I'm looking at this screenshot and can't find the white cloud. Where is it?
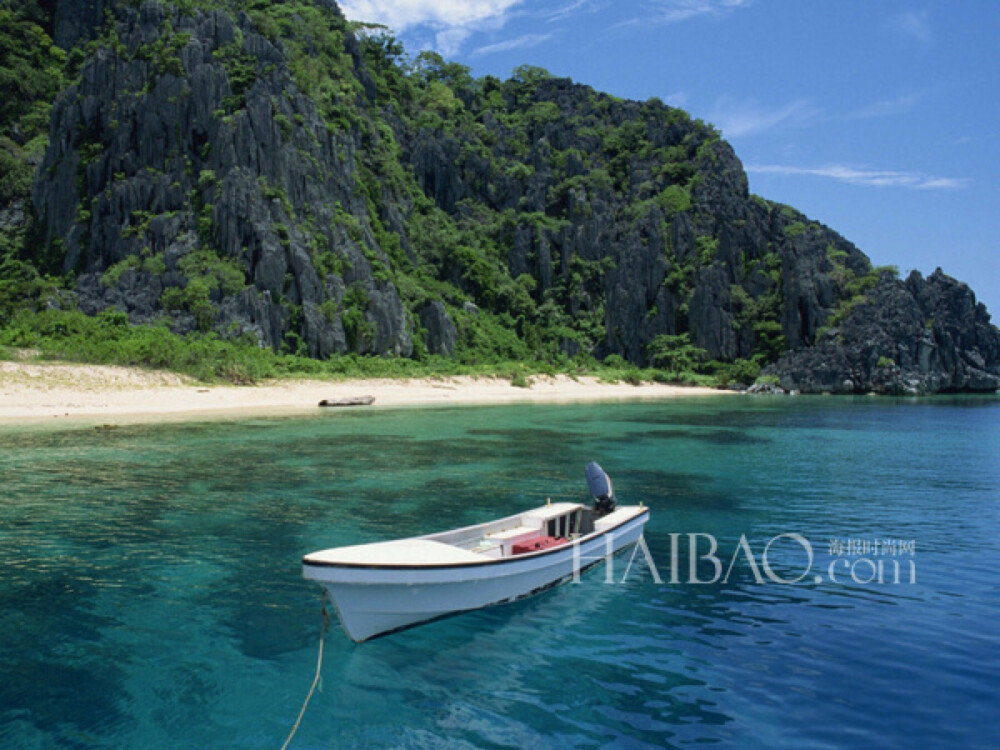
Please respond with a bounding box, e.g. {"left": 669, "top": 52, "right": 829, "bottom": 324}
{"left": 711, "top": 97, "right": 817, "bottom": 137}
{"left": 665, "top": 91, "right": 689, "bottom": 108}
{"left": 434, "top": 27, "right": 473, "bottom": 57}
{"left": 612, "top": 0, "right": 751, "bottom": 30}
{"left": 747, "top": 163, "right": 968, "bottom": 191}
{"left": 338, "top": 0, "right": 525, "bottom": 33}
{"left": 339, "top": 0, "right": 530, "bottom": 56}
{"left": 892, "top": 9, "right": 931, "bottom": 44}
{"left": 645, "top": 0, "right": 752, "bottom": 24}
{"left": 848, "top": 92, "right": 922, "bottom": 120}
{"left": 544, "top": 0, "right": 606, "bottom": 22}
{"left": 472, "top": 33, "right": 552, "bottom": 56}
{"left": 340, "top": 0, "right": 748, "bottom": 58}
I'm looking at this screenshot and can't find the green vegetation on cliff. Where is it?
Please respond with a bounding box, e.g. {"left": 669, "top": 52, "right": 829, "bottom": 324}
{"left": 0, "top": 0, "right": 68, "bottom": 319}
{"left": 1, "top": 0, "right": 998, "bottom": 393}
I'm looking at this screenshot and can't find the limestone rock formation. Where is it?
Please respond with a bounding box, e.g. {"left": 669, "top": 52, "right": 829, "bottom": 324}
{"left": 4, "top": 0, "right": 995, "bottom": 393}
{"left": 770, "top": 269, "right": 1000, "bottom": 394}
{"left": 35, "top": 1, "right": 411, "bottom": 356}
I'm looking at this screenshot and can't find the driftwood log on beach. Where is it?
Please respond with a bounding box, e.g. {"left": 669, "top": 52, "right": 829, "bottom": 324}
{"left": 318, "top": 396, "right": 376, "bottom": 407}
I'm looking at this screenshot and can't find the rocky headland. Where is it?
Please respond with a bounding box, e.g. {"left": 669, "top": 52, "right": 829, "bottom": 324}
{"left": 2, "top": 0, "right": 997, "bottom": 394}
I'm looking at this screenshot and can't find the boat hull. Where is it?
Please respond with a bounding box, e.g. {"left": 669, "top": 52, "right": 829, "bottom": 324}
{"left": 304, "top": 509, "right": 648, "bottom": 642}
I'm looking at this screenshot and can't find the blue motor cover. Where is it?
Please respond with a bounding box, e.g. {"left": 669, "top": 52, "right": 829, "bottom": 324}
{"left": 585, "top": 461, "right": 614, "bottom": 502}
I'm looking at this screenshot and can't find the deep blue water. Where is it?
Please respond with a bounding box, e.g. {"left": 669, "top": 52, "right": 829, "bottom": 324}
{"left": 1, "top": 396, "right": 998, "bottom": 748}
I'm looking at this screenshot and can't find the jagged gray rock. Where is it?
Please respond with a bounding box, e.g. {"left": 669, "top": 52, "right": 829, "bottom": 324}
{"left": 53, "top": 0, "right": 110, "bottom": 50}
{"left": 768, "top": 269, "right": 1000, "bottom": 394}
{"left": 419, "top": 301, "right": 457, "bottom": 356}
{"left": 35, "top": 0, "right": 411, "bottom": 358}
{"left": 19, "top": 1, "right": 998, "bottom": 394}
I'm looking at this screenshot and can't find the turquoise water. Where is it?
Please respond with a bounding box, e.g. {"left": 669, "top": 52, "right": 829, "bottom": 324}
{"left": 2, "top": 396, "right": 999, "bottom": 748}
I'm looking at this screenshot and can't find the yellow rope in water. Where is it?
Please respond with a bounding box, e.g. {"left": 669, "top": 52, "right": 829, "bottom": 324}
{"left": 280, "top": 595, "right": 330, "bottom": 750}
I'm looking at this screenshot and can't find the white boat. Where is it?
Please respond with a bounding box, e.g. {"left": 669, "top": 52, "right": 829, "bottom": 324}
{"left": 302, "top": 463, "right": 649, "bottom": 642}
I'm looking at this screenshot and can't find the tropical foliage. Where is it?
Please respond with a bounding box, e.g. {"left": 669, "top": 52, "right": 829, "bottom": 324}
{"left": 0, "top": 0, "right": 879, "bottom": 387}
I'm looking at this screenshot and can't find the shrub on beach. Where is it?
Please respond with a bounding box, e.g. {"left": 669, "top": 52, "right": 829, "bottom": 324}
{"left": 0, "top": 308, "right": 735, "bottom": 387}
{"left": 0, "top": 309, "right": 278, "bottom": 383}
{"left": 0, "top": 308, "right": 660, "bottom": 386}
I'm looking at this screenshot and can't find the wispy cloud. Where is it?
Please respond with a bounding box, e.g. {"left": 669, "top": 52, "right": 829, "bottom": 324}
{"left": 340, "top": 0, "right": 748, "bottom": 58}
{"left": 339, "top": 0, "right": 529, "bottom": 56}
{"left": 890, "top": 9, "right": 931, "bottom": 44}
{"left": 339, "top": 0, "right": 524, "bottom": 31}
{"left": 646, "top": 0, "right": 752, "bottom": 24}
{"left": 711, "top": 97, "right": 818, "bottom": 138}
{"left": 433, "top": 27, "right": 473, "bottom": 57}
{"left": 848, "top": 92, "right": 922, "bottom": 120}
{"left": 543, "top": 0, "right": 606, "bottom": 22}
{"left": 613, "top": 0, "right": 752, "bottom": 29}
{"left": 665, "top": 91, "right": 689, "bottom": 108}
{"left": 747, "top": 163, "right": 968, "bottom": 191}
{"left": 472, "top": 33, "right": 552, "bottom": 56}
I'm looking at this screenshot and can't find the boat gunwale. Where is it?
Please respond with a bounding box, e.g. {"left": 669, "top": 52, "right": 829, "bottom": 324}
{"left": 302, "top": 506, "right": 649, "bottom": 571}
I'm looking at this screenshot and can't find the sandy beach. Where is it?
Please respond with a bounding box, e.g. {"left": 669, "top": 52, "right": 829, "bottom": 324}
{"left": 0, "top": 359, "right": 725, "bottom": 424}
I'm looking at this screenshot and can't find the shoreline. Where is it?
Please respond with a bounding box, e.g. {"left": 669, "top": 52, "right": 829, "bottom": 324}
{"left": 0, "top": 360, "right": 727, "bottom": 426}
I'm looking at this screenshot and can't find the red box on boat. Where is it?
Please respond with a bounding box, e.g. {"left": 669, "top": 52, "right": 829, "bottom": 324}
{"left": 512, "top": 536, "right": 565, "bottom": 555}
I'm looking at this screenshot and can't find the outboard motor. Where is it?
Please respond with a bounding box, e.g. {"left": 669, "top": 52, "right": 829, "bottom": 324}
{"left": 585, "top": 461, "right": 616, "bottom": 517}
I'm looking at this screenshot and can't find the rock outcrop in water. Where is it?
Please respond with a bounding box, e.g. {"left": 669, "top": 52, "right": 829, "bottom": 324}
{"left": 3, "top": 0, "right": 998, "bottom": 393}
{"left": 769, "top": 269, "right": 1000, "bottom": 394}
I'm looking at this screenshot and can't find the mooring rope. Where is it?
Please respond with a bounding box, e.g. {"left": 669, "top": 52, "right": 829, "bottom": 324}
{"left": 280, "top": 594, "right": 330, "bottom": 750}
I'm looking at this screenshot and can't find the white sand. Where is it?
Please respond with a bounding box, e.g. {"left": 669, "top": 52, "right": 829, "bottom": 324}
{"left": 0, "top": 359, "right": 726, "bottom": 424}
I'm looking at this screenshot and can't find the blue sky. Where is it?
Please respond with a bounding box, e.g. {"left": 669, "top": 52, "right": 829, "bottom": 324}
{"left": 338, "top": 1, "right": 1000, "bottom": 318}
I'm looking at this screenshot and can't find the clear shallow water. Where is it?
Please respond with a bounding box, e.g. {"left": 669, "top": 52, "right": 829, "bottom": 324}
{"left": 1, "top": 396, "right": 998, "bottom": 748}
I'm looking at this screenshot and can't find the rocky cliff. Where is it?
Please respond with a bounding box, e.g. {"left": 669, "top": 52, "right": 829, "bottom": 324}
{"left": 769, "top": 269, "right": 1000, "bottom": 394}
{"left": 5, "top": 0, "right": 999, "bottom": 393}
{"left": 35, "top": 0, "right": 412, "bottom": 358}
